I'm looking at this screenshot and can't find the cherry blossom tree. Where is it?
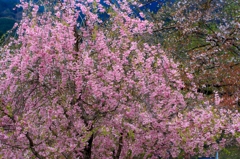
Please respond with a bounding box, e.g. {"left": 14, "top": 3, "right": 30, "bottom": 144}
{"left": 0, "top": 0, "right": 240, "bottom": 158}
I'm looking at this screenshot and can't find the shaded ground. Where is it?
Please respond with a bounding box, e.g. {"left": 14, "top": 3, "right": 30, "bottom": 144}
{"left": 220, "top": 146, "right": 240, "bottom": 159}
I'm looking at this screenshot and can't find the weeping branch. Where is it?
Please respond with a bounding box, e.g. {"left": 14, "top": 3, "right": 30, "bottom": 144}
{"left": 26, "top": 132, "right": 44, "bottom": 159}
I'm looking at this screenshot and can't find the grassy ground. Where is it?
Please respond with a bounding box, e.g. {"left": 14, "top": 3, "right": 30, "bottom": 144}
{"left": 219, "top": 146, "right": 240, "bottom": 159}
{"left": 189, "top": 146, "right": 240, "bottom": 159}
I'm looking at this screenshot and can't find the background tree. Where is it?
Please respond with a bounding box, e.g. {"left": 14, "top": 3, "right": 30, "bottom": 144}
{"left": 137, "top": 0, "right": 240, "bottom": 108}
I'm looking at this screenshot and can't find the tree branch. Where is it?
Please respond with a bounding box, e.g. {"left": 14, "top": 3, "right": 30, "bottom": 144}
{"left": 26, "top": 132, "right": 44, "bottom": 159}
{"left": 113, "top": 132, "right": 123, "bottom": 159}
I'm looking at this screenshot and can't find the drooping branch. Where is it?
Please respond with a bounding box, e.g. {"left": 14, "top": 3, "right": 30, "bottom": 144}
{"left": 26, "top": 132, "right": 44, "bottom": 159}
{"left": 74, "top": 25, "right": 82, "bottom": 52}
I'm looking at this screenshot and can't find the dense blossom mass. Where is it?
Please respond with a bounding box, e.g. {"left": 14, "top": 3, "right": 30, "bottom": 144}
{"left": 0, "top": 0, "right": 240, "bottom": 158}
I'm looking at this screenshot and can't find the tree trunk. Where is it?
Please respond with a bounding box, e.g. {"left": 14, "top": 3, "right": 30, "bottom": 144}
{"left": 83, "top": 134, "right": 94, "bottom": 159}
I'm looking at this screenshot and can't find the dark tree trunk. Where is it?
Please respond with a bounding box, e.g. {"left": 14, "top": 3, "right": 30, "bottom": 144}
{"left": 113, "top": 133, "right": 123, "bottom": 159}
{"left": 83, "top": 134, "right": 94, "bottom": 159}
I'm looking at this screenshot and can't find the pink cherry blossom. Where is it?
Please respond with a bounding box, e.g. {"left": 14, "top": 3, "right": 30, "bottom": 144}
{"left": 0, "top": 0, "right": 239, "bottom": 159}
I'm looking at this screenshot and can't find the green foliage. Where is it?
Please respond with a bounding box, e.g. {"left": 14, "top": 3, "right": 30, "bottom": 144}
{"left": 223, "top": 0, "right": 240, "bottom": 19}
{"left": 0, "top": 0, "right": 20, "bottom": 35}
{"left": 0, "top": 18, "right": 16, "bottom": 33}
{"left": 0, "top": 31, "right": 3, "bottom": 38}
{"left": 220, "top": 146, "right": 240, "bottom": 159}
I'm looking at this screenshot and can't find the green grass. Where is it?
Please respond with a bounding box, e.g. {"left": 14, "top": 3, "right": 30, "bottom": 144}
{"left": 219, "top": 146, "right": 240, "bottom": 159}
